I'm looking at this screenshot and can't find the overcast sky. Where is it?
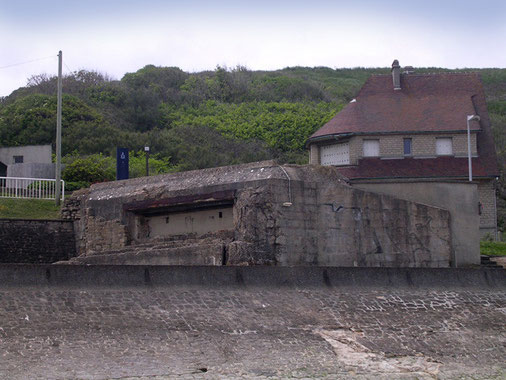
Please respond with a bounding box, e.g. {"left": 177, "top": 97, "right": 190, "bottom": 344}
{"left": 1, "top": 0, "right": 505, "bottom": 96}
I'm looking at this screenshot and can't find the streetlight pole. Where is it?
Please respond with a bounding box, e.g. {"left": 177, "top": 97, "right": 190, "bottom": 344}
{"left": 466, "top": 115, "right": 480, "bottom": 182}
{"left": 144, "top": 146, "right": 150, "bottom": 176}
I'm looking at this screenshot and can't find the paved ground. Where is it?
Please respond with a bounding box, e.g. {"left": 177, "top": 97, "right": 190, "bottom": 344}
{"left": 1, "top": 280, "right": 505, "bottom": 380}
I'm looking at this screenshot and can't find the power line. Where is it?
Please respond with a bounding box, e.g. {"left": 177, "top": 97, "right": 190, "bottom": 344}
{"left": 0, "top": 55, "right": 56, "bottom": 70}
{"left": 62, "top": 54, "right": 74, "bottom": 74}
{"left": 64, "top": 62, "right": 74, "bottom": 74}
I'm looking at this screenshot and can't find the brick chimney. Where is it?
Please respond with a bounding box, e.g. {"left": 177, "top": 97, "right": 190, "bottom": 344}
{"left": 391, "top": 59, "right": 401, "bottom": 90}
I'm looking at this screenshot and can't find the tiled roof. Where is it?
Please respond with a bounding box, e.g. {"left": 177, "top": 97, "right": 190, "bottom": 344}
{"left": 309, "top": 71, "right": 499, "bottom": 177}
{"left": 336, "top": 157, "right": 494, "bottom": 180}
{"left": 310, "top": 73, "right": 484, "bottom": 138}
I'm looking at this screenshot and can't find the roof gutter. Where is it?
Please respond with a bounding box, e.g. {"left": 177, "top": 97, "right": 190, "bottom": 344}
{"left": 305, "top": 133, "right": 355, "bottom": 147}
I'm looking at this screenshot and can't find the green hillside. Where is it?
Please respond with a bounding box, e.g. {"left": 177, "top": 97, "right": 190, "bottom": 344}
{"left": 0, "top": 65, "right": 505, "bottom": 228}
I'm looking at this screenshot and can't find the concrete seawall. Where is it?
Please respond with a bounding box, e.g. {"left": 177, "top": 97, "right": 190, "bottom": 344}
{"left": 1, "top": 264, "right": 504, "bottom": 289}
{"left": 1, "top": 265, "right": 505, "bottom": 379}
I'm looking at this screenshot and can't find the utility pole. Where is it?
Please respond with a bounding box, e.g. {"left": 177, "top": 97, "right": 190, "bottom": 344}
{"left": 55, "top": 51, "right": 62, "bottom": 206}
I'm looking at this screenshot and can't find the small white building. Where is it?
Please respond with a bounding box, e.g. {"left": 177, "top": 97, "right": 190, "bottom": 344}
{"left": 0, "top": 144, "right": 54, "bottom": 179}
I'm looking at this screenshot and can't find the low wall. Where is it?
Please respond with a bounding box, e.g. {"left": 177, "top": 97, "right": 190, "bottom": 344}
{"left": 1, "top": 265, "right": 504, "bottom": 288}
{"left": 0, "top": 219, "right": 76, "bottom": 263}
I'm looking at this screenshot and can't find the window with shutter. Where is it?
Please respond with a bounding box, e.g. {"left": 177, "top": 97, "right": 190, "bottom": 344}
{"left": 363, "top": 140, "right": 379, "bottom": 157}
{"left": 320, "top": 143, "right": 350, "bottom": 166}
{"left": 436, "top": 138, "right": 453, "bottom": 155}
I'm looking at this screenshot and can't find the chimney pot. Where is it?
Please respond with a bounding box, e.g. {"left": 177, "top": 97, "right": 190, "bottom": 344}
{"left": 391, "top": 59, "right": 401, "bottom": 90}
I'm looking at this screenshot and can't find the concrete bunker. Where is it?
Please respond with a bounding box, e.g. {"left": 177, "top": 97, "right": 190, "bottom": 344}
{"left": 63, "top": 161, "right": 453, "bottom": 267}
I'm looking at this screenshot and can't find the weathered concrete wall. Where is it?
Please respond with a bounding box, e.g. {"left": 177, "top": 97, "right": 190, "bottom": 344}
{"left": 230, "top": 176, "right": 450, "bottom": 267}
{"left": 63, "top": 162, "right": 452, "bottom": 267}
{"left": 0, "top": 219, "right": 76, "bottom": 263}
{"left": 354, "top": 181, "right": 479, "bottom": 266}
{"left": 314, "top": 184, "right": 450, "bottom": 267}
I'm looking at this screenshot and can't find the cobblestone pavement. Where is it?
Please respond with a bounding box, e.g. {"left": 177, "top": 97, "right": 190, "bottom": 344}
{"left": 0, "top": 285, "right": 505, "bottom": 379}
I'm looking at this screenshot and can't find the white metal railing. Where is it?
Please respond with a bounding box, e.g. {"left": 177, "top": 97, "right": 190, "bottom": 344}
{"left": 0, "top": 177, "right": 65, "bottom": 200}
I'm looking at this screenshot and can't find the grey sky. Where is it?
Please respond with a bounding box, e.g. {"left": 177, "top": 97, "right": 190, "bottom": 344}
{"left": 1, "top": 0, "right": 505, "bottom": 96}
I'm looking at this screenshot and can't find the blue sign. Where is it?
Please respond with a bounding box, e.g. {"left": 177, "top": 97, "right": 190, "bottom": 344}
{"left": 116, "top": 148, "right": 129, "bottom": 180}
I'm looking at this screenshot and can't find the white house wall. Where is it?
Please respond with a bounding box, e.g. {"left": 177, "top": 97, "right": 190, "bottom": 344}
{"left": 0, "top": 145, "right": 52, "bottom": 166}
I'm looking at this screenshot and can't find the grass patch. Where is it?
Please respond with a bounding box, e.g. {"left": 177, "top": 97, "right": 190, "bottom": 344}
{"left": 480, "top": 240, "right": 506, "bottom": 256}
{"left": 0, "top": 198, "right": 61, "bottom": 220}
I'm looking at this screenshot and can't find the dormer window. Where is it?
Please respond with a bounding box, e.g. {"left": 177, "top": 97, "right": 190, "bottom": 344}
{"left": 436, "top": 138, "right": 453, "bottom": 156}
{"left": 363, "top": 139, "right": 379, "bottom": 157}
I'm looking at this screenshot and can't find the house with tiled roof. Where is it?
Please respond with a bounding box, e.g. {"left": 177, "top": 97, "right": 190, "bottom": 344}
{"left": 307, "top": 61, "right": 499, "bottom": 266}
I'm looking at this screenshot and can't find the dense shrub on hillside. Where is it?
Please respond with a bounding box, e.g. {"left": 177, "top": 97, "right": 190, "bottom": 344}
{"left": 146, "top": 126, "right": 274, "bottom": 171}
{"left": 158, "top": 101, "right": 340, "bottom": 152}
{"left": 62, "top": 154, "right": 115, "bottom": 185}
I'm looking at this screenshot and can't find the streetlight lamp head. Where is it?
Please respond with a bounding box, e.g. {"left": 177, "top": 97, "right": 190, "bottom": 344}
{"left": 467, "top": 115, "right": 480, "bottom": 122}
